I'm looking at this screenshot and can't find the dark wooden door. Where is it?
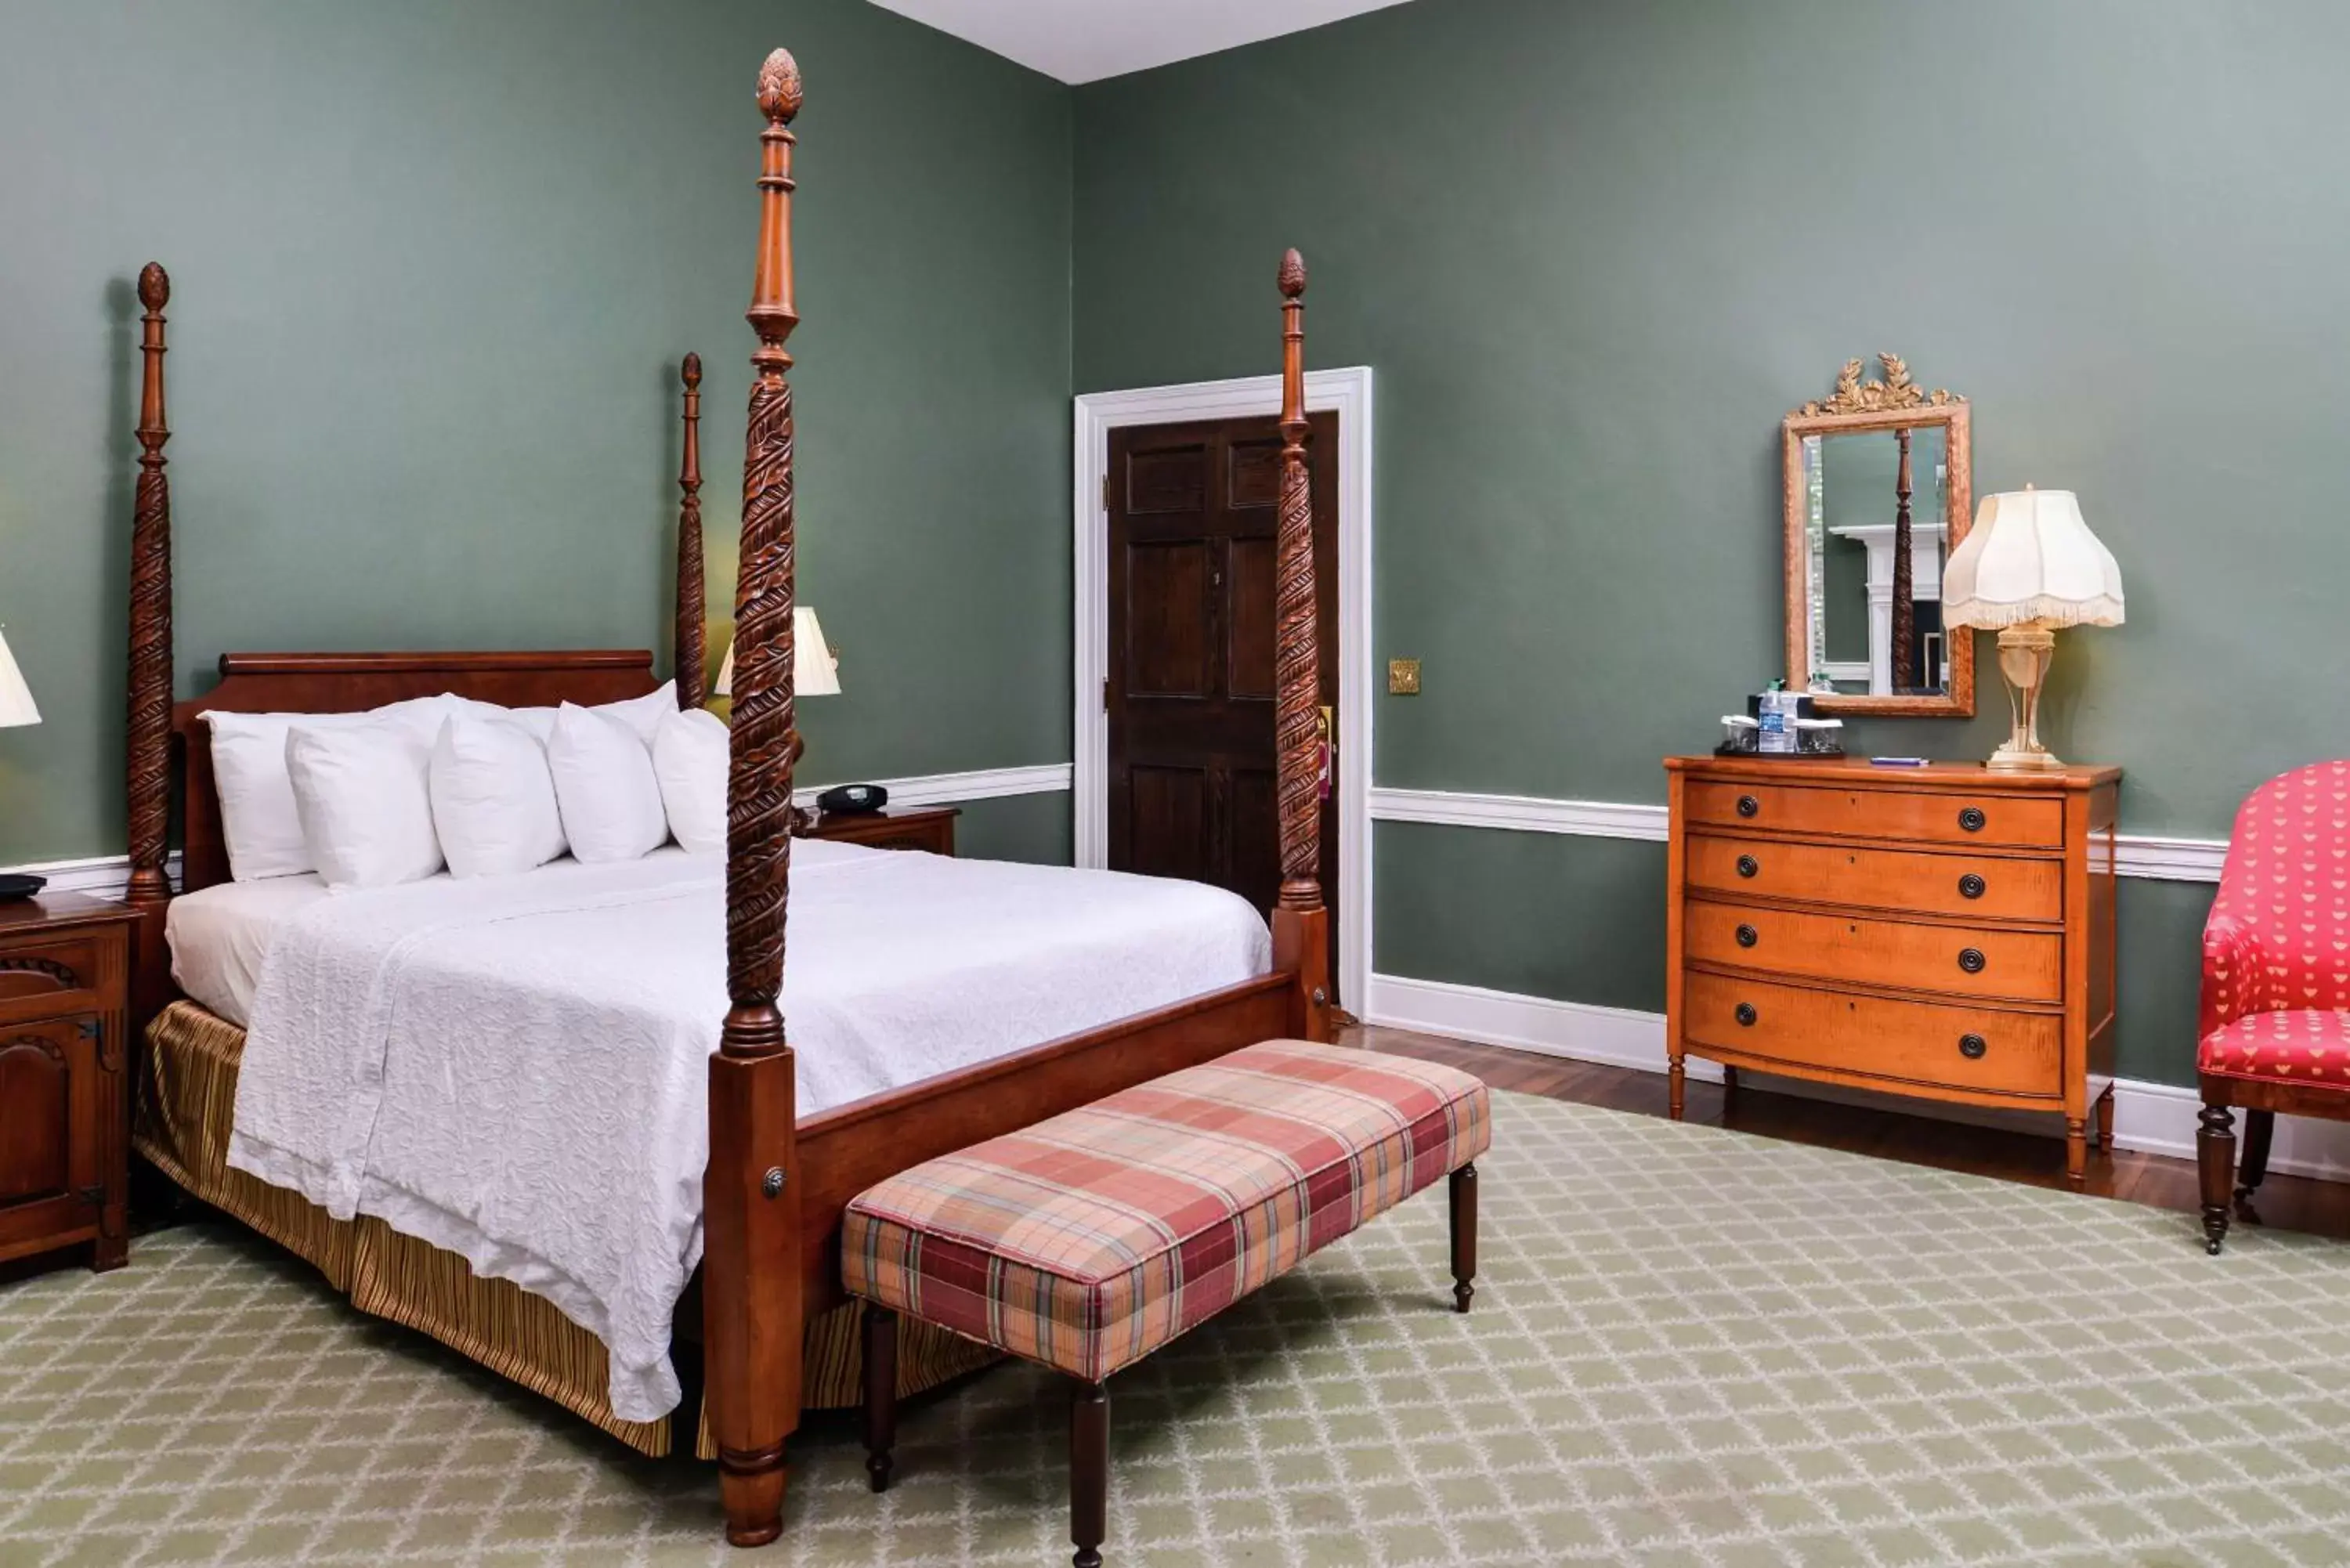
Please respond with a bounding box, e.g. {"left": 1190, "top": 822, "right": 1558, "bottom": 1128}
{"left": 1107, "top": 413, "right": 1340, "bottom": 956}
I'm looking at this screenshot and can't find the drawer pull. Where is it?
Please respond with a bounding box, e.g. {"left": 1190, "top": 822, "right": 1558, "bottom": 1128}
{"left": 1735, "top": 923, "right": 1759, "bottom": 948}
{"left": 1958, "top": 947, "right": 1987, "bottom": 974}
{"left": 1737, "top": 854, "right": 1759, "bottom": 879}
{"left": 1735, "top": 1003, "right": 1758, "bottom": 1026}
{"left": 1958, "top": 873, "right": 1986, "bottom": 900}
{"left": 1959, "top": 1034, "right": 1988, "bottom": 1060}
{"left": 1736, "top": 794, "right": 1760, "bottom": 818}
{"left": 1958, "top": 807, "right": 1987, "bottom": 833}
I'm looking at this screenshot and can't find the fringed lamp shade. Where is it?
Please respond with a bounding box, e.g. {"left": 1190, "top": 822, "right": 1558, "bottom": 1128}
{"left": 0, "top": 628, "right": 39, "bottom": 728}
{"left": 714, "top": 605, "right": 839, "bottom": 699}
{"left": 1942, "top": 488, "right": 2123, "bottom": 771}
{"left": 1943, "top": 489, "right": 2124, "bottom": 630}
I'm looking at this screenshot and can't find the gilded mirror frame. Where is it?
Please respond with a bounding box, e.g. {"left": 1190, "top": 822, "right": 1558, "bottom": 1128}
{"left": 1781, "top": 356, "right": 1974, "bottom": 717}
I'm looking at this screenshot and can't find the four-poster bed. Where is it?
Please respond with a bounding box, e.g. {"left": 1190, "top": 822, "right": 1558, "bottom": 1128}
{"left": 119, "top": 48, "right": 1330, "bottom": 1548}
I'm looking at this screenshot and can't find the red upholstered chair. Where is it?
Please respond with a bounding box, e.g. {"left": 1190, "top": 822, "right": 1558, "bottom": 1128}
{"left": 2196, "top": 759, "right": 2350, "bottom": 1253}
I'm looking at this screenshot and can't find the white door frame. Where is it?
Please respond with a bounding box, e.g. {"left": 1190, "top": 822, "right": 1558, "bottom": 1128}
{"left": 1072, "top": 367, "right": 1375, "bottom": 1014}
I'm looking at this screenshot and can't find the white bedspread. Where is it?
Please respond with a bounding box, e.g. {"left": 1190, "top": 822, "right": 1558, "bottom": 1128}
{"left": 223, "top": 842, "right": 1271, "bottom": 1422}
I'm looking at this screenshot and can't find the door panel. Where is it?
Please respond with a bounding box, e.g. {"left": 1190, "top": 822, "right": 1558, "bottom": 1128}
{"left": 1127, "top": 766, "right": 1210, "bottom": 883}
{"left": 1124, "top": 541, "right": 1213, "bottom": 697}
{"left": 1107, "top": 412, "right": 1340, "bottom": 987}
{"left": 1226, "top": 537, "right": 1278, "bottom": 700}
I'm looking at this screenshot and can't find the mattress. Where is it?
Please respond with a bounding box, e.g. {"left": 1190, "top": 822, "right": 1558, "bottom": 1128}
{"left": 175, "top": 840, "right": 1274, "bottom": 1424}
{"left": 168, "top": 872, "right": 331, "bottom": 1026}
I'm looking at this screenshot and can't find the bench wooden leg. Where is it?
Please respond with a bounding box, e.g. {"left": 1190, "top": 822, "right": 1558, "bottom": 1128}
{"left": 1070, "top": 1378, "right": 1108, "bottom": 1568}
{"left": 1449, "top": 1163, "right": 1477, "bottom": 1313}
{"left": 862, "top": 1303, "right": 898, "bottom": 1493}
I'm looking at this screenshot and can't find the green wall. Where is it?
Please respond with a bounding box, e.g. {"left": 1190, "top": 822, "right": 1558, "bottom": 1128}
{"left": 1071, "top": 0, "right": 2350, "bottom": 1083}
{"left": 0, "top": 0, "right": 1072, "bottom": 866}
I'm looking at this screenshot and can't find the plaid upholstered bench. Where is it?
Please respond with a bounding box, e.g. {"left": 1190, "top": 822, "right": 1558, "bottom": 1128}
{"left": 841, "top": 1039, "right": 1491, "bottom": 1568}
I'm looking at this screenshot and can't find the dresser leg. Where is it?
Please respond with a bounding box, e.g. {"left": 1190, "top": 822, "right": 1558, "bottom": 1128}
{"left": 2094, "top": 1089, "right": 2115, "bottom": 1150}
{"left": 1720, "top": 1065, "right": 1739, "bottom": 1104}
{"left": 2063, "top": 1119, "right": 2087, "bottom": 1187}
{"left": 1668, "top": 1057, "right": 1686, "bottom": 1121}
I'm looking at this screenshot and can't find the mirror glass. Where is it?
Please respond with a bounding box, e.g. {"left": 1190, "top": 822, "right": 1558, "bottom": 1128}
{"left": 1802, "top": 425, "right": 1949, "bottom": 697}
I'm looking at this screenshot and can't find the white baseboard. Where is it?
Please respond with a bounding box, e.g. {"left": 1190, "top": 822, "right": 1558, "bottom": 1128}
{"left": 1364, "top": 971, "right": 2350, "bottom": 1183}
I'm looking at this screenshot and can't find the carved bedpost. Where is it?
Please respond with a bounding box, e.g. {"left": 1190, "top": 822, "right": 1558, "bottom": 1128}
{"left": 703, "top": 48, "right": 804, "bottom": 1550}
{"left": 1269, "top": 249, "right": 1332, "bottom": 1042}
{"left": 125, "top": 262, "right": 176, "bottom": 1025}
{"left": 675, "top": 353, "right": 707, "bottom": 710}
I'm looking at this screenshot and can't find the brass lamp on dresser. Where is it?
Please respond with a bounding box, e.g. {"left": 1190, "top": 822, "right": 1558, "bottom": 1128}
{"left": 1665, "top": 756, "right": 2120, "bottom": 1183}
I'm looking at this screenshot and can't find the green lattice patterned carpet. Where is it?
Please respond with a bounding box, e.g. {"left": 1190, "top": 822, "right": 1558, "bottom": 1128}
{"left": 7, "top": 1090, "right": 2350, "bottom": 1567}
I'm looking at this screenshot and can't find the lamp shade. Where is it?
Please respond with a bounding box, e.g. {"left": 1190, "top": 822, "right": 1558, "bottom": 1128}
{"left": 0, "top": 627, "right": 39, "bottom": 728}
{"left": 714, "top": 605, "right": 840, "bottom": 699}
{"left": 1943, "top": 488, "right": 2124, "bottom": 630}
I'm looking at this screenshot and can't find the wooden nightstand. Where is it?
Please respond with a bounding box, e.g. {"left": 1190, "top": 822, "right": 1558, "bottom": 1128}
{"left": 0, "top": 891, "right": 136, "bottom": 1274}
{"left": 801, "top": 805, "right": 957, "bottom": 856}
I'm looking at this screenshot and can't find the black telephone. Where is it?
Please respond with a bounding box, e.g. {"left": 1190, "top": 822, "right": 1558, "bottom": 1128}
{"left": 817, "top": 783, "right": 888, "bottom": 815}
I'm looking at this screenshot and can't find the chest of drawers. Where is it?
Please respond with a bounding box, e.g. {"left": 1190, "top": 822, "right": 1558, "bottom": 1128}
{"left": 1664, "top": 757, "right": 2120, "bottom": 1183}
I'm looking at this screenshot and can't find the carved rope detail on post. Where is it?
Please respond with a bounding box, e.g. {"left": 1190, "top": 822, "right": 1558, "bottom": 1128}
{"left": 676, "top": 353, "right": 707, "bottom": 710}
{"left": 126, "top": 262, "right": 174, "bottom": 905}
{"left": 727, "top": 374, "right": 796, "bottom": 1018}
{"left": 1274, "top": 248, "right": 1321, "bottom": 912}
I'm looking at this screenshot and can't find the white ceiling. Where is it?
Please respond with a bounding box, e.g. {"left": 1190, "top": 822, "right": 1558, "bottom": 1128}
{"left": 865, "top": 0, "right": 1415, "bottom": 85}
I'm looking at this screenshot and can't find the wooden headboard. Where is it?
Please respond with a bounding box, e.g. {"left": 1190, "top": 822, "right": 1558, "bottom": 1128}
{"left": 168, "top": 650, "right": 657, "bottom": 895}
{"left": 117, "top": 262, "right": 708, "bottom": 1010}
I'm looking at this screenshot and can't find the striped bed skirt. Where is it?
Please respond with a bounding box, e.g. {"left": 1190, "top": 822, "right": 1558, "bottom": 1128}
{"left": 132, "top": 1000, "right": 1000, "bottom": 1458}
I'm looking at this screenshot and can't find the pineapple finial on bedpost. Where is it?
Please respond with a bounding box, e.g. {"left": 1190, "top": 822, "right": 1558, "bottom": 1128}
{"left": 674, "top": 353, "right": 707, "bottom": 710}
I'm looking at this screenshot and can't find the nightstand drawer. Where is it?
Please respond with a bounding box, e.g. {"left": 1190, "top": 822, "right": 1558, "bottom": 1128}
{"left": 1686, "top": 833, "right": 2063, "bottom": 923}
{"left": 1684, "top": 898, "right": 2064, "bottom": 1004}
{"left": 804, "top": 806, "right": 957, "bottom": 855}
{"left": 0, "top": 936, "right": 107, "bottom": 1024}
{"left": 1685, "top": 780, "right": 2064, "bottom": 851}
{"left": 1683, "top": 973, "right": 2061, "bottom": 1100}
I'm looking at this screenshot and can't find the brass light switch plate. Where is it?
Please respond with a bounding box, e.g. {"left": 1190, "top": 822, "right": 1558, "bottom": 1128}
{"left": 1388, "top": 658, "right": 1421, "bottom": 695}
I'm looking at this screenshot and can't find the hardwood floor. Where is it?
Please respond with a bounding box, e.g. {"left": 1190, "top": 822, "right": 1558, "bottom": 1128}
{"left": 1347, "top": 1023, "right": 2350, "bottom": 1246}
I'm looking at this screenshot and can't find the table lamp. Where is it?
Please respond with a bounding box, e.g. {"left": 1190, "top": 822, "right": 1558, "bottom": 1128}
{"left": 0, "top": 625, "right": 45, "bottom": 899}
{"left": 1941, "top": 486, "right": 2124, "bottom": 771}
{"left": 714, "top": 605, "right": 840, "bottom": 703}
{"left": 0, "top": 627, "right": 37, "bottom": 732}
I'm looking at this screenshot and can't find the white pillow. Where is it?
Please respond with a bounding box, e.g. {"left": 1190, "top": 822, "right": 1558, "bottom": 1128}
{"left": 652, "top": 707, "right": 729, "bottom": 854}
{"left": 547, "top": 702, "right": 669, "bottom": 863}
{"left": 428, "top": 715, "right": 567, "bottom": 879}
{"left": 506, "top": 681, "right": 676, "bottom": 745}
{"left": 204, "top": 695, "right": 454, "bottom": 881}
{"left": 285, "top": 721, "right": 444, "bottom": 890}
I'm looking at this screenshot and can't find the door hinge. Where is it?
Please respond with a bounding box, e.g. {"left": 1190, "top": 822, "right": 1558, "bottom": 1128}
{"left": 1101, "top": 473, "right": 1112, "bottom": 511}
{"left": 1101, "top": 677, "right": 1110, "bottom": 712}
